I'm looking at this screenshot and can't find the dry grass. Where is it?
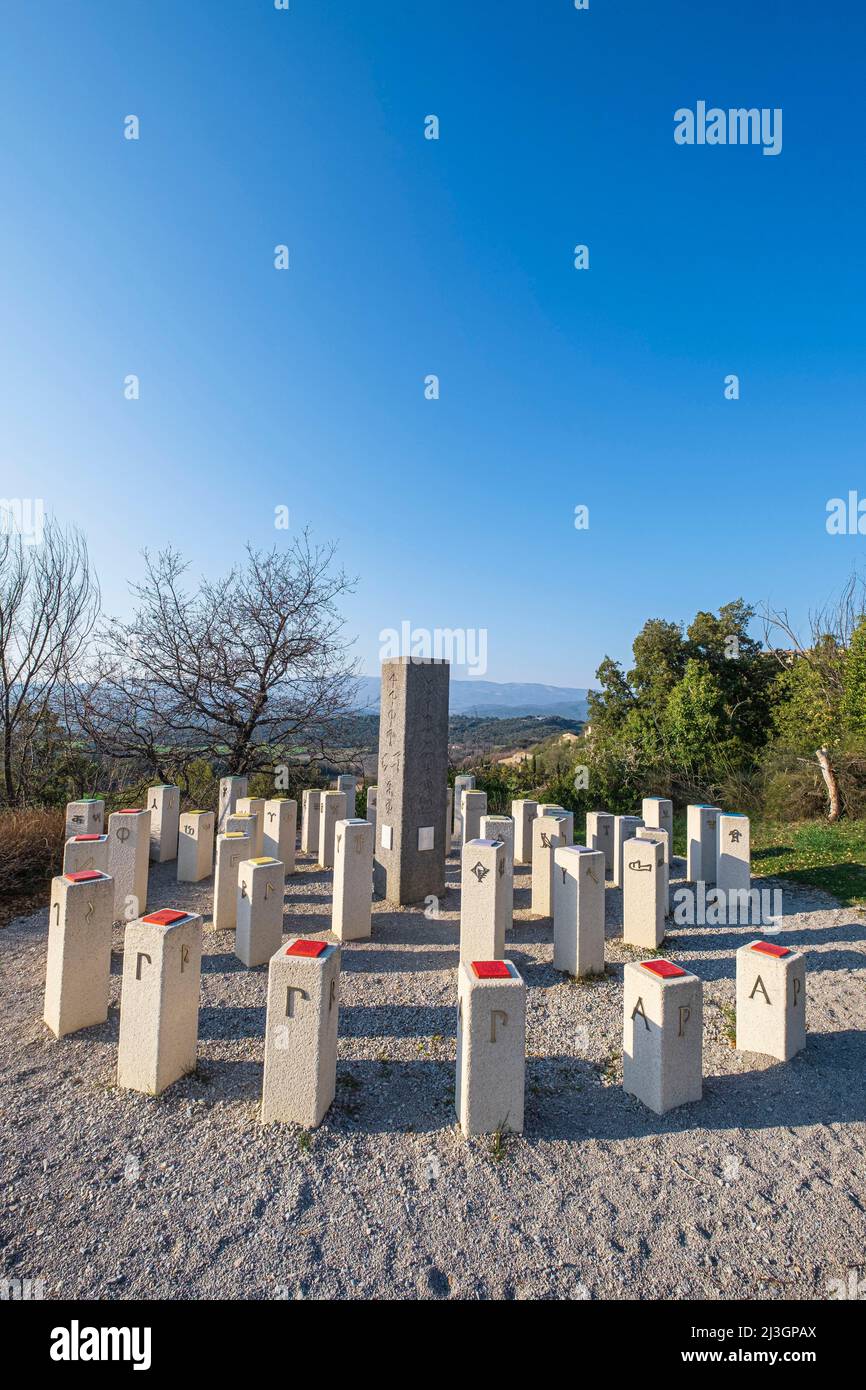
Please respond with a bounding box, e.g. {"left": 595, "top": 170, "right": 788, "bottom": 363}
{"left": 0, "top": 807, "right": 64, "bottom": 926}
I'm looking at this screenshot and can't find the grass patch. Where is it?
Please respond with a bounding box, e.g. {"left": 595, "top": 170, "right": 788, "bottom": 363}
{"left": 715, "top": 1000, "right": 737, "bottom": 1048}
{"left": 751, "top": 818, "right": 866, "bottom": 908}
{"left": 599, "top": 1051, "right": 622, "bottom": 1086}
{"left": 488, "top": 1125, "right": 513, "bottom": 1163}
{"left": 564, "top": 966, "right": 611, "bottom": 987}
{"left": 0, "top": 807, "right": 65, "bottom": 925}
{"left": 672, "top": 811, "right": 866, "bottom": 909}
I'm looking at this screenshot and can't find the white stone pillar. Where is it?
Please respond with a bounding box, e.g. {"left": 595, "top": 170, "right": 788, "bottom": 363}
{"left": 107, "top": 808, "right": 151, "bottom": 923}
{"left": 642, "top": 797, "right": 673, "bottom": 857}
{"left": 456, "top": 959, "right": 526, "bottom": 1136}
{"left": 531, "top": 812, "right": 568, "bottom": 917}
{"left": 686, "top": 804, "right": 721, "bottom": 884}
{"left": 213, "top": 831, "right": 251, "bottom": 931}
{"left": 43, "top": 869, "right": 114, "bottom": 1038}
{"left": 511, "top": 799, "right": 537, "bottom": 865}
{"left": 177, "top": 810, "right": 215, "bottom": 883}
{"left": 116, "top": 908, "right": 203, "bottom": 1095}
{"left": 623, "top": 836, "right": 666, "bottom": 948}
{"left": 736, "top": 940, "right": 806, "bottom": 1061}
{"left": 637, "top": 823, "right": 671, "bottom": 871}
{"left": 717, "top": 813, "right": 750, "bottom": 894}
{"left": 62, "top": 834, "right": 109, "bottom": 876}
{"left": 585, "top": 811, "right": 615, "bottom": 877}
{"left": 261, "top": 938, "right": 341, "bottom": 1127}
{"left": 226, "top": 812, "right": 256, "bottom": 841}
{"left": 636, "top": 827, "right": 670, "bottom": 918}
{"left": 318, "top": 791, "right": 348, "bottom": 869}
{"left": 537, "top": 805, "right": 573, "bottom": 843}
{"left": 461, "top": 789, "right": 487, "bottom": 844}
{"left": 301, "top": 789, "right": 322, "bottom": 856}
{"left": 336, "top": 775, "right": 357, "bottom": 805}
{"left": 65, "top": 798, "right": 104, "bottom": 839}
{"left": 481, "top": 814, "right": 514, "bottom": 933}
{"left": 146, "top": 784, "right": 180, "bottom": 863}
{"left": 613, "top": 814, "right": 644, "bottom": 889}
{"left": 365, "top": 786, "right": 378, "bottom": 842}
{"left": 452, "top": 774, "right": 475, "bottom": 841}
{"left": 236, "top": 856, "right": 284, "bottom": 967}
{"left": 236, "top": 797, "right": 265, "bottom": 857}
{"left": 218, "top": 775, "right": 248, "bottom": 833}
{"left": 460, "top": 838, "right": 509, "bottom": 963}
{"left": 553, "top": 846, "right": 605, "bottom": 977}
{"left": 623, "top": 958, "right": 703, "bottom": 1114}
{"left": 445, "top": 786, "right": 452, "bottom": 852}
{"left": 332, "top": 818, "right": 374, "bottom": 941}
{"left": 263, "top": 798, "right": 297, "bottom": 878}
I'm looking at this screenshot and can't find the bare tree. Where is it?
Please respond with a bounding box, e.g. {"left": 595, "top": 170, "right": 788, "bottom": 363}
{"left": 760, "top": 571, "right": 866, "bottom": 821}
{"left": 0, "top": 519, "right": 99, "bottom": 806}
{"left": 71, "top": 533, "right": 359, "bottom": 780}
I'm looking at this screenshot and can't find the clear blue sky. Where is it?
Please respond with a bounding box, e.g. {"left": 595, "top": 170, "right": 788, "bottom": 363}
{"left": 2, "top": 2, "right": 864, "bottom": 686}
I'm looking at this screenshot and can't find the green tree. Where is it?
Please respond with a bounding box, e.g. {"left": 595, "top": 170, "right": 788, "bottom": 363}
{"left": 841, "top": 614, "right": 866, "bottom": 743}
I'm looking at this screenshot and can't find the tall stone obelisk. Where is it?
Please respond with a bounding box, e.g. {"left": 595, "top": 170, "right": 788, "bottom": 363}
{"left": 374, "top": 657, "right": 450, "bottom": 905}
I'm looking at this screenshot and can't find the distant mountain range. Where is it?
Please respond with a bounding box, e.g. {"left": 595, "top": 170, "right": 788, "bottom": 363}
{"left": 353, "top": 677, "right": 589, "bottom": 721}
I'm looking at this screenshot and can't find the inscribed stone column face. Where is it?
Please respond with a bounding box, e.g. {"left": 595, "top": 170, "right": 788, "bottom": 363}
{"left": 301, "top": 790, "right": 322, "bottom": 856}
{"left": 636, "top": 827, "right": 670, "bottom": 918}
{"left": 452, "top": 775, "right": 476, "bottom": 841}
{"left": 585, "top": 812, "right": 615, "bottom": 877}
{"left": 65, "top": 799, "right": 104, "bottom": 839}
{"left": 213, "top": 831, "right": 251, "bottom": 931}
{"left": 107, "top": 808, "right": 151, "bottom": 923}
{"left": 226, "top": 813, "right": 256, "bottom": 841}
{"left": 481, "top": 815, "right": 514, "bottom": 933}
{"left": 622, "top": 959, "right": 703, "bottom": 1115}
{"left": 235, "top": 857, "right": 284, "bottom": 967}
{"left": 735, "top": 940, "right": 805, "bottom": 1061}
{"left": 461, "top": 790, "right": 488, "bottom": 845}
{"left": 373, "top": 658, "right": 450, "bottom": 905}
{"left": 531, "top": 813, "right": 567, "bottom": 917}
{"left": 63, "top": 834, "right": 109, "bottom": 876}
{"left": 147, "top": 785, "right": 180, "bottom": 863}
{"left": 116, "top": 909, "right": 203, "bottom": 1095}
{"left": 717, "top": 813, "right": 750, "bottom": 895}
{"left": 261, "top": 939, "right": 341, "bottom": 1127}
{"left": 332, "top": 819, "right": 374, "bottom": 941}
{"left": 613, "top": 814, "right": 644, "bottom": 889}
{"left": 511, "top": 800, "right": 538, "bottom": 866}
{"left": 553, "top": 846, "right": 605, "bottom": 977}
{"left": 622, "top": 836, "right": 666, "bottom": 948}
{"left": 218, "top": 776, "right": 248, "bottom": 833}
{"left": 460, "top": 838, "right": 509, "bottom": 963}
{"left": 263, "top": 798, "right": 297, "bottom": 878}
{"left": 336, "top": 775, "right": 357, "bottom": 806}
{"left": 537, "top": 805, "right": 573, "bottom": 845}
{"left": 177, "top": 811, "right": 215, "bottom": 883}
{"left": 641, "top": 798, "right": 673, "bottom": 855}
{"left": 686, "top": 804, "right": 721, "bottom": 884}
{"left": 456, "top": 960, "right": 526, "bottom": 1137}
{"left": 318, "top": 791, "right": 348, "bottom": 869}
{"left": 43, "top": 870, "right": 114, "bottom": 1038}
{"left": 236, "top": 797, "right": 265, "bottom": 857}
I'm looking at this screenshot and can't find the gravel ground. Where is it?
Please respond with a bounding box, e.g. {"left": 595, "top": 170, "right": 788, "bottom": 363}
{"left": 2, "top": 848, "right": 866, "bottom": 1302}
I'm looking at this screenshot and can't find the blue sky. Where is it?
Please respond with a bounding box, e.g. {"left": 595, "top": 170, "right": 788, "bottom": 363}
{"left": 2, "top": 1, "right": 864, "bottom": 686}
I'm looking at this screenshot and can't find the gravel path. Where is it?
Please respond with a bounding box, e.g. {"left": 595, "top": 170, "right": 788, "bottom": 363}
{"left": 2, "top": 850, "right": 865, "bottom": 1301}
